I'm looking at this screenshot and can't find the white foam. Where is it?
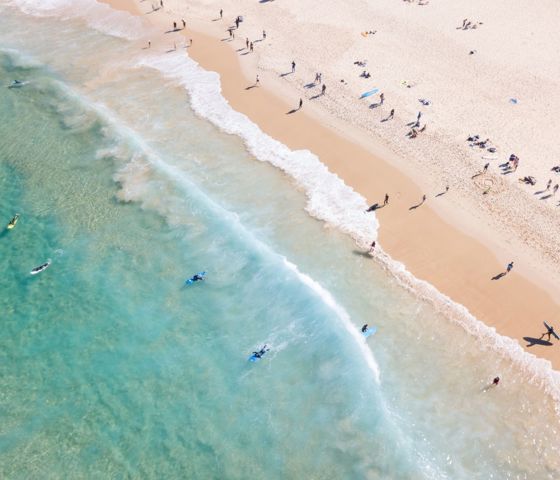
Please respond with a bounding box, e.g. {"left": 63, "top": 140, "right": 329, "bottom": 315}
{"left": 4, "top": 0, "right": 148, "bottom": 39}
{"left": 136, "top": 52, "right": 379, "bottom": 247}
{"left": 283, "top": 259, "right": 381, "bottom": 383}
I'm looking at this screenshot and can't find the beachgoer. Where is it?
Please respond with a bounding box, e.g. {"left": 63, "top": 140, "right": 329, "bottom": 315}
{"left": 361, "top": 324, "right": 368, "bottom": 333}
{"left": 483, "top": 162, "right": 489, "bottom": 172}
{"left": 250, "top": 42, "right": 254, "bottom": 52}
{"left": 322, "top": 84, "right": 326, "bottom": 95}
{"left": 540, "top": 324, "right": 556, "bottom": 341}
{"left": 299, "top": 98, "right": 303, "bottom": 109}
{"left": 228, "top": 28, "right": 233, "bottom": 38}
{"left": 506, "top": 261, "right": 514, "bottom": 273}
{"left": 189, "top": 38, "right": 193, "bottom": 46}
{"left": 554, "top": 184, "right": 559, "bottom": 195}
{"left": 263, "top": 30, "right": 266, "bottom": 39}
{"left": 388, "top": 108, "right": 394, "bottom": 120}
{"left": 256, "top": 75, "right": 259, "bottom": 85}
{"left": 292, "top": 61, "right": 296, "bottom": 73}
{"left": 235, "top": 17, "right": 240, "bottom": 29}
{"left": 246, "top": 38, "right": 249, "bottom": 49}
{"left": 421, "top": 194, "right": 426, "bottom": 203}
{"left": 379, "top": 93, "right": 384, "bottom": 105}
{"left": 369, "top": 241, "right": 376, "bottom": 253}
{"left": 148, "top": 41, "right": 151, "bottom": 48}
{"left": 173, "top": 21, "right": 177, "bottom": 30}
{"left": 160, "top": 0, "right": 163, "bottom": 7}
{"left": 417, "top": 111, "right": 422, "bottom": 121}
{"left": 384, "top": 193, "right": 389, "bottom": 205}
{"left": 220, "top": 9, "right": 223, "bottom": 18}
{"left": 182, "top": 19, "right": 186, "bottom": 28}
{"left": 492, "top": 376, "right": 500, "bottom": 386}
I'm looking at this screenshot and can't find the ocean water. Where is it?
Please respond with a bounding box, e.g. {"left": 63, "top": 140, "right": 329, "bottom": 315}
{"left": 1, "top": 1, "right": 560, "bottom": 478}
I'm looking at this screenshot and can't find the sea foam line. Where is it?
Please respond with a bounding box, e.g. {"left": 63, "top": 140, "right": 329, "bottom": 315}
{"left": 136, "top": 52, "right": 379, "bottom": 247}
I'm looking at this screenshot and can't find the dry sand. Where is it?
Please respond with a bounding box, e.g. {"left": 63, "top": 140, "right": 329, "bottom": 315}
{"left": 101, "top": 0, "right": 560, "bottom": 371}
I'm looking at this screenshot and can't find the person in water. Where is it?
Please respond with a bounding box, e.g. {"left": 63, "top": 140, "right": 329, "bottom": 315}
{"left": 361, "top": 324, "right": 368, "bottom": 333}
{"left": 192, "top": 273, "right": 205, "bottom": 282}
{"left": 253, "top": 345, "right": 268, "bottom": 358}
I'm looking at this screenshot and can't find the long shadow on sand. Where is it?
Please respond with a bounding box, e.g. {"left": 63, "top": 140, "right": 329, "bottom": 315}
{"left": 352, "top": 250, "right": 372, "bottom": 259}
{"left": 523, "top": 337, "right": 553, "bottom": 347}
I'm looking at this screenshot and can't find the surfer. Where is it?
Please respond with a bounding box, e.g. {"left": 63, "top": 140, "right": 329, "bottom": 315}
{"left": 252, "top": 345, "right": 269, "bottom": 358}
{"left": 361, "top": 324, "right": 368, "bottom": 333}
{"left": 7, "top": 213, "right": 19, "bottom": 230}
{"left": 192, "top": 273, "right": 205, "bottom": 282}
{"left": 540, "top": 324, "right": 556, "bottom": 342}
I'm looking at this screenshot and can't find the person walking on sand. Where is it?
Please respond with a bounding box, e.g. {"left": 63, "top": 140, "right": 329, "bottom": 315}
{"left": 246, "top": 38, "right": 249, "bottom": 49}
{"left": 250, "top": 42, "right": 254, "bottom": 52}
{"left": 540, "top": 324, "right": 556, "bottom": 341}
{"left": 220, "top": 9, "right": 223, "bottom": 19}
{"left": 384, "top": 193, "right": 389, "bottom": 205}
{"left": 379, "top": 93, "right": 385, "bottom": 105}
{"left": 298, "top": 98, "right": 303, "bottom": 110}
{"left": 173, "top": 21, "right": 177, "bottom": 30}
{"left": 182, "top": 19, "right": 186, "bottom": 28}
{"left": 255, "top": 74, "right": 259, "bottom": 86}
{"left": 369, "top": 240, "right": 376, "bottom": 253}
{"left": 263, "top": 30, "right": 267, "bottom": 40}
{"left": 235, "top": 17, "right": 240, "bottom": 29}
{"left": 506, "top": 261, "right": 514, "bottom": 273}
{"left": 322, "top": 84, "right": 326, "bottom": 95}
{"left": 292, "top": 61, "right": 296, "bottom": 73}
{"left": 483, "top": 162, "right": 489, "bottom": 173}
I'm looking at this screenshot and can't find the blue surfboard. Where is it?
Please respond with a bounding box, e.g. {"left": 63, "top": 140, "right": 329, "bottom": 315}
{"left": 360, "top": 88, "right": 379, "bottom": 99}
{"left": 362, "top": 326, "right": 377, "bottom": 338}
{"left": 185, "top": 271, "right": 206, "bottom": 285}
{"left": 248, "top": 354, "right": 260, "bottom": 362}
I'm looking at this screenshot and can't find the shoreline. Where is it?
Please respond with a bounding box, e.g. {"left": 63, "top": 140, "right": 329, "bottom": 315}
{"left": 100, "top": 0, "right": 560, "bottom": 371}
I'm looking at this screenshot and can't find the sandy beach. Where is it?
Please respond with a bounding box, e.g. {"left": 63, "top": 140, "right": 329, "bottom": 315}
{"left": 100, "top": 0, "right": 560, "bottom": 373}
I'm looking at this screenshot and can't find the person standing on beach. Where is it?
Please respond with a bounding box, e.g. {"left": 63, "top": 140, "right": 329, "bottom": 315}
{"left": 246, "top": 38, "right": 249, "bottom": 49}
{"left": 506, "top": 261, "right": 514, "bottom": 273}
{"left": 483, "top": 162, "right": 489, "bottom": 173}
{"left": 220, "top": 9, "right": 223, "bottom": 18}
{"left": 263, "top": 30, "right": 267, "bottom": 39}
{"left": 173, "top": 21, "right": 177, "bottom": 30}
{"left": 379, "top": 93, "right": 385, "bottom": 105}
{"left": 384, "top": 193, "right": 389, "bottom": 205}
{"left": 292, "top": 61, "right": 296, "bottom": 73}
{"left": 322, "top": 84, "right": 326, "bottom": 95}
{"left": 298, "top": 98, "right": 303, "bottom": 109}
{"left": 235, "top": 17, "right": 240, "bottom": 29}
{"left": 369, "top": 241, "right": 376, "bottom": 253}
{"left": 388, "top": 109, "right": 394, "bottom": 120}
{"left": 250, "top": 42, "right": 254, "bottom": 52}
{"left": 255, "top": 75, "right": 260, "bottom": 86}
{"left": 148, "top": 41, "right": 151, "bottom": 48}
{"left": 160, "top": 0, "right": 163, "bottom": 7}
{"left": 182, "top": 19, "right": 186, "bottom": 28}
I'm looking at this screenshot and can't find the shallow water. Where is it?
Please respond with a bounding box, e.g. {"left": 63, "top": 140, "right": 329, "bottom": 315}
{"left": 1, "top": 1, "right": 560, "bottom": 478}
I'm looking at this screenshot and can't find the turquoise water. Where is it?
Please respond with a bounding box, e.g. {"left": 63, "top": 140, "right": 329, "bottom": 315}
{"left": 1, "top": 2, "right": 560, "bottom": 478}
